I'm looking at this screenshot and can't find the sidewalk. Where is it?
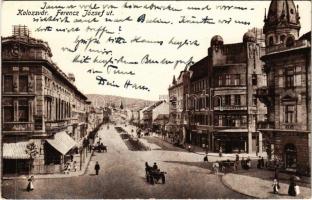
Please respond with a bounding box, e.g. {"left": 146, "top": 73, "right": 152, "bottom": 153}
{"left": 2, "top": 132, "right": 104, "bottom": 180}
{"left": 222, "top": 168, "right": 311, "bottom": 199}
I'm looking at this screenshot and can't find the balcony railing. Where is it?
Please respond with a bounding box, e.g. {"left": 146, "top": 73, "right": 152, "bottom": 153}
{"left": 2, "top": 122, "right": 34, "bottom": 132}
{"left": 45, "top": 120, "right": 69, "bottom": 131}
{"left": 257, "top": 121, "right": 275, "bottom": 129}
{"left": 213, "top": 106, "right": 247, "bottom": 111}
{"left": 266, "top": 40, "right": 309, "bottom": 54}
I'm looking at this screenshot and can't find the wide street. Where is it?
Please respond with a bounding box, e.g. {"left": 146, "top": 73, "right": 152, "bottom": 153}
{"left": 2, "top": 123, "right": 247, "bottom": 199}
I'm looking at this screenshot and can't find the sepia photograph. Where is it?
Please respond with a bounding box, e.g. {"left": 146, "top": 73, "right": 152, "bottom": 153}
{"left": 1, "top": 0, "right": 311, "bottom": 199}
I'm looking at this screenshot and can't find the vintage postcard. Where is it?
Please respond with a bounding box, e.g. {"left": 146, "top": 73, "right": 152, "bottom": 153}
{"left": 1, "top": 0, "right": 311, "bottom": 199}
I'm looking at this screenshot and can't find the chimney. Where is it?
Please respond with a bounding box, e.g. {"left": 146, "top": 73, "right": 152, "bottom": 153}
{"left": 68, "top": 73, "right": 75, "bottom": 83}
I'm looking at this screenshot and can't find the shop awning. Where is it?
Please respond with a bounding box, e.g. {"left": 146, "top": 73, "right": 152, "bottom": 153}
{"left": 3, "top": 142, "right": 30, "bottom": 159}
{"left": 216, "top": 129, "right": 248, "bottom": 133}
{"left": 46, "top": 131, "right": 77, "bottom": 155}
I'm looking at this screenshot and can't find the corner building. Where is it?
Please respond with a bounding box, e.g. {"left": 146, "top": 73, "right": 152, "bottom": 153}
{"left": 257, "top": 0, "right": 310, "bottom": 175}
{"left": 2, "top": 26, "right": 89, "bottom": 174}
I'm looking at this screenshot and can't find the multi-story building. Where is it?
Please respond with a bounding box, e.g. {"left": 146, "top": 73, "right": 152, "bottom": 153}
{"left": 187, "top": 57, "right": 211, "bottom": 148}
{"left": 257, "top": 0, "right": 310, "bottom": 174}
{"left": 2, "top": 25, "right": 90, "bottom": 174}
{"left": 168, "top": 70, "right": 190, "bottom": 144}
{"left": 207, "top": 30, "right": 267, "bottom": 153}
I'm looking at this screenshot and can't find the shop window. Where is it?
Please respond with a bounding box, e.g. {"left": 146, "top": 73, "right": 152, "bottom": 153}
{"left": 3, "top": 75, "right": 13, "bottom": 92}
{"left": 284, "top": 143, "right": 297, "bottom": 169}
{"left": 19, "top": 75, "right": 28, "bottom": 92}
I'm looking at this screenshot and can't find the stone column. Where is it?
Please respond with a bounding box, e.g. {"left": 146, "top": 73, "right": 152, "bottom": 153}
{"left": 259, "top": 131, "right": 263, "bottom": 154}
{"left": 248, "top": 131, "right": 252, "bottom": 154}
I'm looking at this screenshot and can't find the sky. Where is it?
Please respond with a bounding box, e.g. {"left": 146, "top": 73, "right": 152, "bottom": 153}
{"left": 1, "top": 1, "right": 311, "bottom": 101}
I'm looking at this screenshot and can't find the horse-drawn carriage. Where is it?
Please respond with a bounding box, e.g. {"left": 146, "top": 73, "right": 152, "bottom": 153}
{"left": 146, "top": 168, "right": 166, "bottom": 184}
{"left": 93, "top": 143, "right": 107, "bottom": 153}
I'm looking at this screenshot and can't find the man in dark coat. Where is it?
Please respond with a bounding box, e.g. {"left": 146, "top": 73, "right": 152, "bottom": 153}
{"left": 153, "top": 162, "right": 158, "bottom": 170}
{"left": 95, "top": 161, "right": 100, "bottom": 175}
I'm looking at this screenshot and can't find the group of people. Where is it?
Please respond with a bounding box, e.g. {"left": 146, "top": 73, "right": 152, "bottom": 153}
{"left": 145, "top": 162, "right": 159, "bottom": 173}
{"left": 272, "top": 176, "right": 300, "bottom": 196}
{"left": 64, "top": 161, "right": 78, "bottom": 174}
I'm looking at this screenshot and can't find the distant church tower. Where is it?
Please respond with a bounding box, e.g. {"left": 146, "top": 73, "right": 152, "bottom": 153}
{"left": 263, "top": 0, "right": 301, "bottom": 47}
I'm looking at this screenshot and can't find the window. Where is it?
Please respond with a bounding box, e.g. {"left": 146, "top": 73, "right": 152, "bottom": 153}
{"left": 224, "top": 95, "right": 231, "bottom": 106}
{"left": 218, "top": 75, "right": 223, "bottom": 86}
{"left": 280, "top": 35, "right": 286, "bottom": 44}
{"left": 3, "top": 98, "right": 13, "bottom": 122}
{"left": 18, "top": 99, "right": 29, "bottom": 122}
{"left": 285, "top": 68, "right": 294, "bottom": 88}
{"left": 269, "top": 36, "right": 274, "bottom": 46}
{"left": 3, "top": 75, "right": 13, "bottom": 92}
{"left": 225, "top": 75, "right": 231, "bottom": 86}
{"left": 19, "top": 75, "right": 28, "bottom": 92}
{"left": 234, "top": 74, "right": 240, "bottom": 85}
{"left": 234, "top": 95, "right": 241, "bottom": 105}
{"left": 205, "top": 96, "right": 210, "bottom": 108}
{"left": 252, "top": 95, "right": 257, "bottom": 106}
{"left": 285, "top": 105, "right": 295, "bottom": 123}
{"left": 252, "top": 74, "right": 257, "bottom": 86}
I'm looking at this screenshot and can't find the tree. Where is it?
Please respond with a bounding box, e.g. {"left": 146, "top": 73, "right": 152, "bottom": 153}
{"left": 25, "top": 142, "right": 39, "bottom": 174}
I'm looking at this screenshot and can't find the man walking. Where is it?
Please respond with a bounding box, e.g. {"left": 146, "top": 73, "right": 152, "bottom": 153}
{"left": 95, "top": 161, "right": 100, "bottom": 175}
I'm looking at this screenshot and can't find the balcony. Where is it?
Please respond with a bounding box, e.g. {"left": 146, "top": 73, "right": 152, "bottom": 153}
{"left": 257, "top": 121, "right": 275, "bottom": 129}
{"left": 256, "top": 86, "right": 273, "bottom": 106}
{"left": 213, "top": 106, "right": 247, "bottom": 111}
{"left": 2, "top": 122, "right": 34, "bottom": 132}
{"left": 266, "top": 40, "right": 310, "bottom": 54}
{"left": 45, "top": 120, "right": 69, "bottom": 132}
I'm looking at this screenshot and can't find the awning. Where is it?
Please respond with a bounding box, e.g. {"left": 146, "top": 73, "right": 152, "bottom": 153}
{"left": 3, "top": 142, "right": 30, "bottom": 159}
{"left": 216, "top": 129, "right": 248, "bottom": 133}
{"left": 46, "top": 131, "right": 77, "bottom": 155}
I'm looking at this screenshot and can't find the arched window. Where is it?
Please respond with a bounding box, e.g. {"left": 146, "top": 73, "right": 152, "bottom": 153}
{"left": 280, "top": 35, "right": 286, "bottom": 44}
{"left": 269, "top": 36, "right": 274, "bottom": 46}
{"left": 286, "top": 36, "right": 295, "bottom": 47}
{"left": 284, "top": 143, "right": 297, "bottom": 169}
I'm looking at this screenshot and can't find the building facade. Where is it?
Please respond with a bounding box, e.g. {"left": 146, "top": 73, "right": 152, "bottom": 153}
{"left": 257, "top": 0, "right": 310, "bottom": 174}
{"left": 1, "top": 25, "right": 97, "bottom": 174}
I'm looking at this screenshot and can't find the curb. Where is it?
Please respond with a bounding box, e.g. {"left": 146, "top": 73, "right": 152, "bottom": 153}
{"left": 220, "top": 173, "right": 258, "bottom": 199}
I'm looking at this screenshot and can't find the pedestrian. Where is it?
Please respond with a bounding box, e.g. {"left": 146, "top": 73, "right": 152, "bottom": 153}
{"left": 274, "top": 165, "right": 279, "bottom": 180}
{"left": 66, "top": 162, "right": 71, "bottom": 174}
{"left": 261, "top": 157, "right": 265, "bottom": 168}
{"left": 219, "top": 147, "right": 222, "bottom": 157}
{"left": 73, "top": 161, "right": 77, "bottom": 172}
{"left": 70, "top": 154, "right": 74, "bottom": 162}
{"left": 288, "top": 176, "right": 296, "bottom": 196}
{"left": 153, "top": 162, "right": 158, "bottom": 170}
{"left": 257, "top": 156, "right": 261, "bottom": 169}
{"left": 272, "top": 178, "right": 280, "bottom": 194}
{"left": 188, "top": 145, "right": 191, "bottom": 152}
{"left": 95, "top": 161, "right": 100, "bottom": 175}
{"left": 241, "top": 157, "right": 245, "bottom": 169}
{"left": 203, "top": 155, "right": 208, "bottom": 162}
{"left": 246, "top": 157, "right": 251, "bottom": 170}
{"left": 26, "top": 176, "right": 34, "bottom": 192}
{"left": 213, "top": 161, "right": 219, "bottom": 174}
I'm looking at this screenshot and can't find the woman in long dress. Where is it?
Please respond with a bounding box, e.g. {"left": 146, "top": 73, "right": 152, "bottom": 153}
{"left": 27, "top": 176, "right": 34, "bottom": 192}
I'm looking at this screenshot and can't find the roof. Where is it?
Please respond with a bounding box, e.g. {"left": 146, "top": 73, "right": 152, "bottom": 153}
{"left": 189, "top": 56, "right": 209, "bottom": 81}
{"left": 145, "top": 100, "right": 164, "bottom": 112}
{"left": 154, "top": 114, "right": 169, "bottom": 121}
{"left": 3, "top": 142, "right": 30, "bottom": 159}
{"left": 46, "top": 131, "right": 77, "bottom": 155}
{"left": 299, "top": 31, "right": 311, "bottom": 42}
